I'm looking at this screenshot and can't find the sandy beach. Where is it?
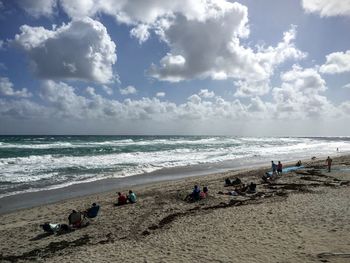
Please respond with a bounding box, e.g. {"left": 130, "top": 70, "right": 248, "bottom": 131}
{"left": 0, "top": 155, "right": 349, "bottom": 263}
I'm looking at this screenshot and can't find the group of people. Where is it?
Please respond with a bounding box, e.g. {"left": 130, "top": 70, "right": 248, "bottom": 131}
{"left": 115, "top": 190, "right": 137, "bottom": 206}
{"left": 221, "top": 178, "right": 256, "bottom": 196}
{"left": 185, "top": 185, "right": 208, "bottom": 202}
{"left": 41, "top": 156, "right": 335, "bottom": 235}
{"left": 271, "top": 161, "right": 283, "bottom": 176}
{"left": 41, "top": 202, "right": 100, "bottom": 234}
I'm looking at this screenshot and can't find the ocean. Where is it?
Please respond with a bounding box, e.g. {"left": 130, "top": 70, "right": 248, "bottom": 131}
{"left": 0, "top": 135, "right": 349, "bottom": 199}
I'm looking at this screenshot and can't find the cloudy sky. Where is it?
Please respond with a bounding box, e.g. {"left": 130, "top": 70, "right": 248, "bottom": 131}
{"left": 0, "top": 0, "right": 349, "bottom": 136}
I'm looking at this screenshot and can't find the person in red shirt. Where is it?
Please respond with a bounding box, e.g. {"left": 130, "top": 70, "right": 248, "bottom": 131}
{"left": 115, "top": 192, "right": 127, "bottom": 206}
{"left": 200, "top": 186, "right": 208, "bottom": 199}
{"left": 277, "top": 161, "right": 283, "bottom": 176}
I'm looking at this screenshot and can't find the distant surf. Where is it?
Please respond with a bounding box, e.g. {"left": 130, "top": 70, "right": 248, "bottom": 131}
{"left": 0, "top": 135, "right": 349, "bottom": 198}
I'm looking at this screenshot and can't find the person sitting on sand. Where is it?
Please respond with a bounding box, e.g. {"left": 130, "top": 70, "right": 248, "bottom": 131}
{"left": 262, "top": 172, "right": 273, "bottom": 183}
{"left": 41, "top": 223, "right": 61, "bottom": 234}
{"left": 296, "top": 160, "right": 302, "bottom": 167}
{"left": 225, "top": 178, "right": 232, "bottom": 186}
{"left": 246, "top": 182, "right": 257, "bottom": 194}
{"left": 232, "top": 178, "right": 242, "bottom": 185}
{"left": 84, "top": 203, "right": 100, "bottom": 218}
{"left": 326, "top": 156, "right": 332, "bottom": 172}
{"left": 127, "top": 190, "right": 137, "bottom": 203}
{"left": 115, "top": 192, "right": 127, "bottom": 206}
{"left": 185, "top": 185, "right": 201, "bottom": 202}
{"left": 192, "top": 185, "right": 201, "bottom": 201}
{"left": 200, "top": 186, "right": 209, "bottom": 199}
{"left": 68, "top": 210, "right": 83, "bottom": 228}
{"left": 225, "top": 177, "right": 241, "bottom": 186}
{"left": 277, "top": 161, "right": 283, "bottom": 176}
{"left": 41, "top": 223, "right": 73, "bottom": 235}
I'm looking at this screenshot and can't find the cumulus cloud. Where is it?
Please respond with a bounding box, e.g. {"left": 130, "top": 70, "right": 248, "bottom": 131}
{"left": 1, "top": 78, "right": 349, "bottom": 132}
{"left": 14, "top": 17, "right": 117, "bottom": 83}
{"left": 119, "top": 85, "right": 137, "bottom": 95}
{"left": 248, "top": 97, "right": 269, "bottom": 112}
{"left": 130, "top": 24, "right": 151, "bottom": 44}
{"left": 272, "top": 65, "right": 332, "bottom": 118}
{"left": 342, "top": 83, "right": 350, "bottom": 89}
{"left": 150, "top": 17, "right": 305, "bottom": 96}
{"left": 0, "top": 80, "right": 249, "bottom": 122}
{"left": 0, "top": 98, "right": 45, "bottom": 119}
{"left": 302, "top": 0, "right": 350, "bottom": 17}
{"left": 102, "top": 85, "right": 113, "bottom": 95}
{"left": 319, "top": 50, "right": 350, "bottom": 74}
{"left": 0, "top": 77, "right": 32, "bottom": 98}
{"left": 59, "top": 0, "right": 220, "bottom": 24}
{"left": 339, "top": 101, "right": 350, "bottom": 115}
{"left": 234, "top": 80, "right": 270, "bottom": 98}
{"left": 198, "top": 89, "right": 215, "bottom": 98}
{"left": 156, "top": 92, "right": 165, "bottom": 97}
{"left": 13, "top": 0, "right": 305, "bottom": 97}
{"left": 15, "top": 0, "right": 57, "bottom": 18}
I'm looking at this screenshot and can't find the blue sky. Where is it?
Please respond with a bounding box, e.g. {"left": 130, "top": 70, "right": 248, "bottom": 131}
{"left": 0, "top": 0, "right": 349, "bottom": 135}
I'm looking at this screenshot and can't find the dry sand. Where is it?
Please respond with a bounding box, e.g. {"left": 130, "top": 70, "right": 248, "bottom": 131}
{"left": 0, "top": 156, "right": 349, "bottom": 262}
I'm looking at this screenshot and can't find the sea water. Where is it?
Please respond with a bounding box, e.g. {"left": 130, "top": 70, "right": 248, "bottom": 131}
{"left": 1, "top": 135, "right": 349, "bottom": 198}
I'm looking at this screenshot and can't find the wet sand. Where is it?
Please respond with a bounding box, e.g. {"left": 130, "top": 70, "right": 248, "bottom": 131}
{"left": 0, "top": 155, "right": 349, "bottom": 262}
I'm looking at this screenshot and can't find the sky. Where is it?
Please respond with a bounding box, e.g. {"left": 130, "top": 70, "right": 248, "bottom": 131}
{"left": 0, "top": 0, "right": 349, "bottom": 136}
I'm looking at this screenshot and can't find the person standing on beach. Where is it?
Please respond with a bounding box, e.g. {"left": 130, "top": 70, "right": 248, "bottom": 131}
{"left": 271, "top": 161, "right": 277, "bottom": 176}
{"left": 277, "top": 161, "right": 283, "bottom": 176}
{"left": 326, "top": 156, "right": 332, "bottom": 172}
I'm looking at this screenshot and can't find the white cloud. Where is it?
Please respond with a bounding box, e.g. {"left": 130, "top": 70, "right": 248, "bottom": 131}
{"left": 0, "top": 80, "right": 250, "bottom": 122}
{"left": 319, "top": 50, "right": 350, "bottom": 74}
{"left": 248, "top": 97, "right": 268, "bottom": 112}
{"left": 272, "top": 65, "right": 332, "bottom": 118}
{"left": 102, "top": 85, "right": 113, "bottom": 95}
{"left": 39, "top": 80, "right": 90, "bottom": 118}
{"left": 302, "top": 0, "right": 350, "bottom": 17}
{"left": 13, "top": 0, "right": 305, "bottom": 97}
{"left": 156, "top": 92, "right": 165, "bottom": 97}
{"left": 234, "top": 80, "right": 270, "bottom": 98}
{"left": 339, "top": 101, "right": 350, "bottom": 115}
{"left": 150, "top": 17, "right": 305, "bottom": 96}
{"left": 2, "top": 78, "right": 349, "bottom": 133}
{"left": 58, "top": 0, "right": 225, "bottom": 24}
{"left": 198, "top": 89, "right": 215, "bottom": 98}
{"left": 130, "top": 24, "right": 150, "bottom": 44}
{"left": 0, "top": 98, "right": 45, "bottom": 119}
{"left": 342, "top": 83, "right": 350, "bottom": 89}
{"left": 15, "top": 0, "right": 57, "bottom": 18}
{"left": 120, "top": 85, "right": 137, "bottom": 95}
{"left": 0, "top": 77, "right": 32, "bottom": 98}
{"left": 14, "top": 17, "right": 117, "bottom": 83}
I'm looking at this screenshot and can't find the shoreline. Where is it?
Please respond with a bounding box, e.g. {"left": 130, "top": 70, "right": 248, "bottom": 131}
{"left": 0, "top": 155, "right": 313, "bottom": 215}
{"left": 0, "top": 154, "right": 349, "bottom": 262}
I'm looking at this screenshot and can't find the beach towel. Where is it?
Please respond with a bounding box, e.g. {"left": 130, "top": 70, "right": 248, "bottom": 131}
{"left": 267, "top": 165, "right": 304, "bottom": 176}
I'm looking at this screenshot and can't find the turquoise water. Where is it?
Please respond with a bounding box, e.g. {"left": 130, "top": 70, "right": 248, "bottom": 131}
{"left": 0, "top": 135, "right": 349, "bottom": 198}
